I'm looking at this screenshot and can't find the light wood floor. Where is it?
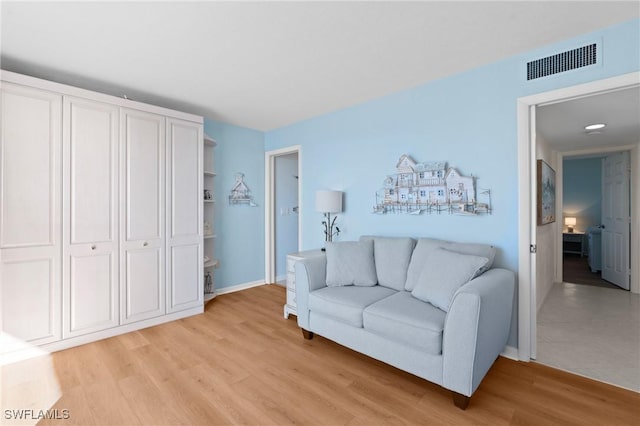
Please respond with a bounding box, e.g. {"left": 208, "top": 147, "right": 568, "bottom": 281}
{"left": 4, "top": 284, "right": 639, "bottom": 425}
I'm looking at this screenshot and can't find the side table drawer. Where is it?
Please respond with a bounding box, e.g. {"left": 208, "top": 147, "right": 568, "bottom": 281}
{"left": 564, "top": 233, "right": 582, "bottom": 243}
{"left": 283, "top": 250, "right": 324, "bottom": 319}
{"left": 286, "top": 272, "right": 295, "bottom": 291}
{"left": 286, "top": 289, "right": 296, "bottom": 307}
{"left": 286, "top": 257, "right": 297, "bottom": 273}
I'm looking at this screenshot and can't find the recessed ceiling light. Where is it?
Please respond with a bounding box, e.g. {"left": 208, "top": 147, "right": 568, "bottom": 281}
{"left": 585, "top": 123, "right": 606, "bottom": 130}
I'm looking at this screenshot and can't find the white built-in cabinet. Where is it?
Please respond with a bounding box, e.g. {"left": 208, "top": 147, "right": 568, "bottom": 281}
{"left": 120, "top": 108, "right": 166, "bottom": 324}
{"left": 1, "top": 82, "right": 63, "bottom": 350}
{"left": 0, "top": 71, "right": 204, "bottom": 357}
{"left": 167, "top": 118, "right": 204, "bottom": 312}
{"left": 63, "top": 96, "right": 119, "bottom": 338}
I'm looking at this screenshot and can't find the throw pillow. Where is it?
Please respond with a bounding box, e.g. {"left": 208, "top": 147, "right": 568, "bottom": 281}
{"left": 360, "top": 236, "right": 416, "bottom": 291}
{"left": 325, "top": 240, "right": 378, "bottom": 287}
{"left": 411, "top": 248, "right": 488, "bottom": 311}
{"left": 405, "top": 238, "right": 496, "bottom": 291}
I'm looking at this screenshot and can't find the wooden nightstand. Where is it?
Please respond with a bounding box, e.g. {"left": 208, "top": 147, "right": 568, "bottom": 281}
{"left": 283, "top": 250, "right": 324, "bottom": 319}
{"left": 563, "top": 232, "right": 585, "bottom": 256}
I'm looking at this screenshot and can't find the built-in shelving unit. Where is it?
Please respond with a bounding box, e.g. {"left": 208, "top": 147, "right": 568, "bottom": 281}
{"left": 204, "top": 134, "right": 218, "bottom": 303}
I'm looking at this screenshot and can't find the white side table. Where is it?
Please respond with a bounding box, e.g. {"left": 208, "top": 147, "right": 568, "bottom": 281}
{"left": 284, "top": 250, "right": 324, "bottom": 319}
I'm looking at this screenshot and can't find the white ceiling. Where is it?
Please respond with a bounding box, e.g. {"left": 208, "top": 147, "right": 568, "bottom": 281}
{"left": 1, "top": 1, "right": 639, "bottom": 131}
{"left": 537, "top": 86, "right": 640, "bottom": 152}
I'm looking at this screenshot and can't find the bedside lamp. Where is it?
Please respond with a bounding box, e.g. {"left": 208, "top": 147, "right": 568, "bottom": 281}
{"left": 565, "top": 217, "right": 577, "bottom": 233}
{"left": 316, "top": 190, "right": 343, "bottom": 244}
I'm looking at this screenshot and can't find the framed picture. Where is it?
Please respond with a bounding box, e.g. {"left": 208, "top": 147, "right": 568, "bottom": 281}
{"left": 537, "top": 159, "right": 556, "bottom": 225}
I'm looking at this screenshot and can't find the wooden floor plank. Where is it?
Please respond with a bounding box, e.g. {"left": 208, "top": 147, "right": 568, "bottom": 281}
{"left": 3, "top": 284, "right": 638, "bottom": 426}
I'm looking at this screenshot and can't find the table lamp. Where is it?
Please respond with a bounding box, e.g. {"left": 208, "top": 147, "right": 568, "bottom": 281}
{"left": 315, "top": 190, "right": 343, "bottom": 244}
{"left": 565, "top": 217, "right": 576, "bottom": 233}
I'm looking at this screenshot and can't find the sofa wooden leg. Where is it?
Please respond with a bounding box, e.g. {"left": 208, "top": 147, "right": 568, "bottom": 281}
{"left": 301, "top": 329, "right": 314, "bottom": 340}
{"left": 452, "top": 392, "right": 470, "bottom": 410}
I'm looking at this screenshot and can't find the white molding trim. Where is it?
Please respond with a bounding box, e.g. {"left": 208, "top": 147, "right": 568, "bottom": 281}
{"left": 0, "top": 70, "right": 202, "bottom": 123}
{"left": 632, "top": 145, "right": 640, "bottom": 294}
{"left": 264, "top": 145, "right": 302, "bottom": 285}
{"left": 216, "top": 279, "right": 266, "bottom": 295}
{"left": 517, "top": 71, "right": 640, "bottom": 361}
{"left": 500, "top": 345, "right": 519, "bottom": 361}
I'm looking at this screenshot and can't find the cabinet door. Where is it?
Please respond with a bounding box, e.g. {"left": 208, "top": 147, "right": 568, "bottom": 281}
{"left": 166, "top": 118, "right": 203, "bottom": 312}
{"left": 0, "top": 83, "right": 62, "bottom": 350}
{"left": 62, "top": 97, "right": 119, "bottom": 337}
{"left": 120, "top": 109, "right": 165, "bottom": 324}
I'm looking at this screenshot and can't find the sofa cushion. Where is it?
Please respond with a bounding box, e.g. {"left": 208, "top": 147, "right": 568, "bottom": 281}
{"left": 405, "top": 238, "right": 496, "bottom": 291}
{"left": 363, "top": 291, "right": 446, "bottom": 354}
{"left": 411, "top": 248, "right": 488, "bottom": 312}
{"left": 326, "top": 240, "right": 378, "bottom": 287}
{"left": 309, "top": 286, "right": 396, "bottom": 327}
{"left": 360, "top": 236, "right": 416, "bottom": 291}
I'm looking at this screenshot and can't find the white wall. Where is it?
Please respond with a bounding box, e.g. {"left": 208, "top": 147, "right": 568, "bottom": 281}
{"left": 536, "top": 134, "right": 557, "bottom": 312}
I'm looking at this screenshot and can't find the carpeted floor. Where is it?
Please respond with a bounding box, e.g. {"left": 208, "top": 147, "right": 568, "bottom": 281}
{"left": 562, "top": 254, "right": 622, "bottom": 290}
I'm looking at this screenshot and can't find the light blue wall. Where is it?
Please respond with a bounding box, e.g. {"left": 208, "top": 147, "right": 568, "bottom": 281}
{"left": 264, "top": 19, "right": 640, "bottom": 347}
{"left": 563, "top": 158, "right": 603, "bottom": 232}
{"left": 275, "top": 153, "right": 299, "bottom": 278}
{"left": 203, "top": 120, "right": 265, "bottom": 290}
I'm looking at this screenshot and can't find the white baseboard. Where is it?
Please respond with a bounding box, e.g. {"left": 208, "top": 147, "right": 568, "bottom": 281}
{"left": 275, "top": 274, "right": 286, "bottom": 283}
{"left": 1, "top": 306, "right": 203, "bottom": 366}
{"left": 500, "top": 345, "right": 519, "bottom": 361}
{"left": 216, "top": 279, "right": 266, "bottom": 295}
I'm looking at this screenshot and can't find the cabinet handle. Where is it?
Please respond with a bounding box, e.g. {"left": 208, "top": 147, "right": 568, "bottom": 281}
{"left": 143, "top": 241, "right": 148, "bottom": 247}
{"left": 91, "top": 245, "right": 96, "bottom": 250}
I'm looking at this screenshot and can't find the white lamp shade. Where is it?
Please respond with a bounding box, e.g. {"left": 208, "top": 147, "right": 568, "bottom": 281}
{"left": 316, "top": 190, "right": 343, "bottom": 213}
{"left": 565, "top": 217, "right": 577, "bottom": 226}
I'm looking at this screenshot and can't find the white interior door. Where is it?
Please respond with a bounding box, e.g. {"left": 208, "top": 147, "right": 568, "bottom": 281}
{"left": 120, "top": 108, "right": 165, "bottom": 323}
{"left": 602, "top": 151, "right": 630, "bottom": 289}
{"left": 0, "top": 83, "right": 62, "bottom": 349}
{"left": 63, "top": 96, "right": 119, "bottom": 337}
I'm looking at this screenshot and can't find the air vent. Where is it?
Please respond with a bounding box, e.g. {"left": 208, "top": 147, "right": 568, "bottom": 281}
{"left": 527, "top": 43, "right": 597, "bottom": 80}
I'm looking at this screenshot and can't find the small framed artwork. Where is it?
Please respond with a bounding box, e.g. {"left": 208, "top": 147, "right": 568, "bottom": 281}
{"left": 537, "top": 159, "right": 556, "bottom": 225}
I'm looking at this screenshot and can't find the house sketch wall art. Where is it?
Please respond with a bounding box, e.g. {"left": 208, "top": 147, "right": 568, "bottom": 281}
{"left": 536, "top": 159, "right": 556, "bottom": 225}
{"left": 373, "top": 154, "right": 492, "bottom": 215}
{"left": 229, "top": 172, "right": 257, "bottom": 206}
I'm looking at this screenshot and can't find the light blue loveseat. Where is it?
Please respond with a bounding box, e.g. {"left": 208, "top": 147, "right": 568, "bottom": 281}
{"left": 294, "top": 236, "right": 515, "bottom": 409}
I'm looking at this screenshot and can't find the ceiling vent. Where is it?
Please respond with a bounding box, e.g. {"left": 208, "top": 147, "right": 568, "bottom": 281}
{"left": 527, "top": 43, "right": 598, "bottom": 81}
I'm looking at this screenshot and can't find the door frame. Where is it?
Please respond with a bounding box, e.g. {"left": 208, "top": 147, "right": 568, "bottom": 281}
{"left": 264, "top": 145, "right": 302, "bottom": 285}
{"left": 516, "top": 71, "right": 640, "bottom": 361}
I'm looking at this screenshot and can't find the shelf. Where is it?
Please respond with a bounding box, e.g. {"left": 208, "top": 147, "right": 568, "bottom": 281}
{"left": 204, "top": 259, "right": 219, "bottom": 268}
{"left": 203, "top": 134, "right": 217, "bottom": 303}
{"left": 204, "top": 134, "right": 217, "bottom": 147}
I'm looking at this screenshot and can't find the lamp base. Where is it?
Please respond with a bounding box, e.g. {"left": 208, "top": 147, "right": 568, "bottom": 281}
{"left": 568, "top": 227, "right": 574, "bottom": 233}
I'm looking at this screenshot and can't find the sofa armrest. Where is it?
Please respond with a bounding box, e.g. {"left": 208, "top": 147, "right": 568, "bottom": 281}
{"left": 441, "top": 268, "right": 516, "bottom": 396}
{"left": 294, "top": 255, "right": 327, "bottom": 329}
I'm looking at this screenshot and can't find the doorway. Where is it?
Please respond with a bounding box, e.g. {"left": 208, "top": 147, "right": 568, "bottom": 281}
{"left": 274, "top": 153, "right": 299, "bottom": 283}
{"left": 561, "top": 153, "right": 630, "bottom": 290}
{"left": 516, "top": 72, "right": 640, "bottom": 363}
{"left": 519, "top": 76, "right": 640, "bottom": 391}
{"left": 264, "top": 146, "right": 302, "bottom": 285}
